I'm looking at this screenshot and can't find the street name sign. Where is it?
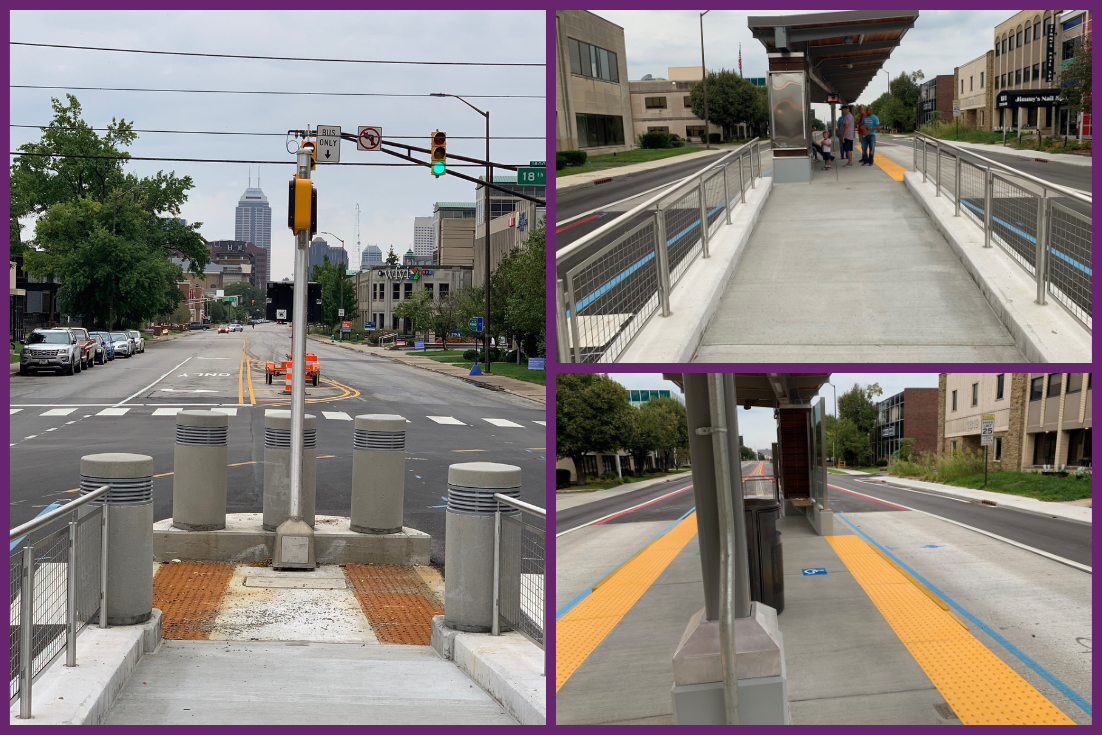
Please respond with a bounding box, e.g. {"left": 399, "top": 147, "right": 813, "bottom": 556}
{"left": 518, "top": 166, "right": 545, "bottom": 185}
{"left": 357, "top": 126, "right": 383, "bottom": 151}
{"left": 316, "top": 125, "right": 341, "bottom": 163}
{"left": 980, "top": 415, "right": 995, "bottom": 446}
{"left": 468, "top": 316, "right": 483, "bottom": 332}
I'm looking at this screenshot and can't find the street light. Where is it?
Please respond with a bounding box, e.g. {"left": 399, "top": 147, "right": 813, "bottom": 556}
{"left": 700, "top": 10, "right": 711, "bottom": 151}
{"left": 319, "top": 231, "right": 348, "bottom": 340}
{"left": 431, "top": 92, "right": 492, "bottom": 375}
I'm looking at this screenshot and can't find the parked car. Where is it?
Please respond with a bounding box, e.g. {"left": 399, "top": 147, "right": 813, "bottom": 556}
{"left": 89, "top": 331, "right": 116, "bottom": 361}
{"left": 188, "top": 321, "right": 204, "bottom": 331}
{"left": 110, "top": 331, "right": 132, "bottom": 358}
{"left": 66, "top": 327, "right": 98, "bottom": 370}
{"left": 89, "top": 333, "right": 111, "bottom": 364}
{"left": 19, "top": 329, "right": 83, "bottom": 375}
{"left": 230, "top": 324, "right": 243, "bottom": 333}
{"left": 127, "top": 330, "right": 146, "bottom": 354}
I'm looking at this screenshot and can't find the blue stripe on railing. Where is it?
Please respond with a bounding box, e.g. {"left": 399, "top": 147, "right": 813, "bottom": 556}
{"left": 960, "top": 199, "right": 1091, "bottom": 276}
{"left": 10, "top": 502, "right": 61, "bottom": 550}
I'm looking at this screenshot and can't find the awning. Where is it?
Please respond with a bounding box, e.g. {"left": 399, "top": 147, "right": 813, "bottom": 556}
{"left": 749, "top": 10, "right": 920, "bottom": 104}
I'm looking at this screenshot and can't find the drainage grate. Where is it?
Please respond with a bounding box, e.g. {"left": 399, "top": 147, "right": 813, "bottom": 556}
{"left": 344, "top": 565, "right": 442, "bottom": 645}
{"left": 935, "top": 702, "right": 959, "bottom": 720}
{"left": 153, "top": 562, "right": 235, "bottom": 639}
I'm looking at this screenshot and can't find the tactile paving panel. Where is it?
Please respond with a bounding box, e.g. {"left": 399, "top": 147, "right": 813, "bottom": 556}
{"left": 556, "top": 513, "right": 698, "bottom": 692}
{"left": 153, "top": 562, "right": 235, "bottom": 640}
{"left": 826, "top": 536, "right": 1075, "bottom": 725}
{"left": 344, "top": 564, "right": 442, "bottom": 645}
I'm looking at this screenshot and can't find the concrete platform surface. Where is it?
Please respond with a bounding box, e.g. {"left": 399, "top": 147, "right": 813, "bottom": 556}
{"left": 102, "top": 640, "right": 517, "bottom": 725}
{"left": 555, "top": 519, "right": 671, "bottom": 612}
{"left": 154, "top": 513, "right": 430, "bottom": 565}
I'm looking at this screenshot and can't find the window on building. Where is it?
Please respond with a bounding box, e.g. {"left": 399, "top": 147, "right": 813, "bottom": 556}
{"left": 403, "top": 282, "right": 413, "bottom": 300}
{"left": 1002, "top": 38, "right": 1007, "bottom": 54}
{"left": 577, "top": 455, "right": 599, "bottom": 479}
{"left": 981, "top": 110, "right": 984, "bottom": 126}
{"left": 1016, "top": 31, "right": 1022, "bottom": 47}
{"left": 424, "top": 283, "right": 434, "bottom": 299}
{"left": 647, "top": 126, "right": 670, "bottom": 132}
{"left": 1025, "top": 24, "right": 1031, "bottom": 43}
{"left": 995, "top": 76, "right": 999, "bottom": 90}
{"left": 970, "top": 76, "right": 974, "bottom": 91}
{"left": 951, "top": 439, "right": 957, "bottom": 453}
{"left": 1041, "top": 61, "right": 1048, "bottom": 79}
{"left": 961, "top": 79, "right": 965, "bottom": 94}
{"left": 438, "top": 283, "right": 449, "bottom": 299}
{"left": 1015, "top": 69, "right": 1022, "bottom": 85}
{"left": 685, "top": 125, "right": 707, "bottom": 138}
{"left": 995, "top": 436, "right": 1003, "bottom": 461}
{"left": 567, "top": 38, "right": 619, "bottom": 83}
{"left": 972, "top": 383, "right": 979, "bottom": 406}
{"left": 1032, "top": 63, "right": 1040, "bottom": 82}
{"left": 1027, "top": 106, "right": 1037, "bottom": 127}
{"left": 644, "top": 97, "right": 667, "bottom": 109}
{"left": 981, "top": 71, "right": 984, "bottom": 88}
{"left": 392, "top": 314, "right": 399, "bottom": 330}
{"left": 392, "top": 282, "right": 400, "bottom": 300}
{"left": 1047, "top": 373, "right": 1062, "bottom": 397}
{"left": 1030, "top": 376, "right": 1044, "bottom": 401}
{"left": 1062, "top": 37, "right": 1080, "bottom": 63}
{"left": 1035, "top": 20, "right": 1043, "bottom": 40}
{"left": 1066, "top": 373, "right": 1083, "bottom": 393}
{"left": 1002, "top": 73, "right": 1006, "bottom": 88}
{"left": 996, "top": 374, "right": 1005, "bottom": 400}
{"left": 1089, "top": 374, "right": 1092, "bottom": 390}
{"left": 995, "top": 41, "right": 1000, "bottom": 57}
{"left": 1009, "top": 35, "right": 1014, "bottom": 51}
{"left": 951, "top": 390, "right": 957, "bottom": 411}
{"left": 575, "top": 113, "right": 625, "bottom": 148}
{"left": 684, "top": 96, "right": 692, "bottom": 107}
{"left": 1033, "top": 432, "right": 1057, "bottom": 466}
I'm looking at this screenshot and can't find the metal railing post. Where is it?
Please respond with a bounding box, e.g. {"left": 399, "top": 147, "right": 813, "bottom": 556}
{"left": 564, "top": 279, "right": 583, "bottom": 364}
{"left": 66, "top": 514, "right": 78, "bottom": 667}
{"left": 983, "top": 168, "right": 994, "bottom": 248}
{"left": 555, "top": 278, "right": 570, "bottom": 363}
{"left": 738, "top": 155, "right": 747, "bottom": 203}
{"left": 954, "top": 154, "right": 962, "bottom": 216}
{"left": 20, "top": 545, "right": 34, "bottom": 718}
{"left": 653, "top": 205, "right": 672, "bottom": 317}
{"left": 698, "top": 179, "right": 710, "bottom": 258}
{"left": 913, "top": 135, "right": 918, "bottom": 170}
{"left": 99, "top": 505, "right": 108, "bottom": 629}
{"left": 749, "top": 148, "right": 756, "bottom": 188}
{"left": 922, "top": 140, "right": 927, "bottom": 183}
{"left": 934, "top": 142, "right": 941, "bottom": 197}
{"left": 492, "top": 506, "right": 501, "bottom": 636}
{"left": 1035, "top": 193, "right": 1048, "bottom": 305}
{"left": 723, "top": 163, "right": 732, "bottom": 225}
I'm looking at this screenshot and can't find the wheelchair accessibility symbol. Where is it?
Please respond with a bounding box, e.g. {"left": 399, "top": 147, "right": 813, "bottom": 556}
{"left": 802, "top": 568, "right": 828, "bottom": 576}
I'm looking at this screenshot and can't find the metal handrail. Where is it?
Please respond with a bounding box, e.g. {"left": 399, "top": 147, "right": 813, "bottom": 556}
{"left": 492, "top": 493, "right": 545, "bottom": 654}
{"left": 492, "top": 493, "right": 546, "bottom": 518}
{"left": 556, "top": 138, "right": 761, "bottom": 266}
{"left": 913, "top": 133, "right": 1092, "bottom": 204}
{"left": 10, "top": 484, "right": 109, "bottom": 541}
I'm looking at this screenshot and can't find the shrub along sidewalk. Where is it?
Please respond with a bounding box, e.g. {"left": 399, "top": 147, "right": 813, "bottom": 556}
{"left": 562, "top": 468, "right": 690, "bottom": 492}
{"left": 889, "top": 448, "right": 1091, "bottom": 503}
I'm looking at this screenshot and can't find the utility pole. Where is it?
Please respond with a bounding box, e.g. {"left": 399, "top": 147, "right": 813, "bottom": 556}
{"left": 700, "top": 10, "right": 711, "bottom": 150}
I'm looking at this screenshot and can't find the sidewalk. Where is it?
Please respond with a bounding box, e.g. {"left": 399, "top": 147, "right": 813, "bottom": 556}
{"left": 908, "top": 137, "right": 1093, "bottom": 169}
{"left": 557, "top": 148, "right": 728, "bottom": 191}
{"left": 307, "top": 335, "right": 545, "bottom": 405}
{"left": 859, "top": 475, "right": 1092, "bottom": 523}
{"left": 556, "top": 472, "right": 692, "bottom": 512}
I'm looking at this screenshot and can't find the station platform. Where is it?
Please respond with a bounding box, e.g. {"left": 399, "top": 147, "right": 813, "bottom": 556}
{"left": 556, "top": 501, "right": 1091, "bottom": 725}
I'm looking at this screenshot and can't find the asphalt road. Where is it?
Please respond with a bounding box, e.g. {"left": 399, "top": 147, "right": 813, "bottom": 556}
{"left": 10, "top": 324, "right": 545, "bottom": 565}
{"left": 826, "top": 472, "right": 1091, "bottom": 568}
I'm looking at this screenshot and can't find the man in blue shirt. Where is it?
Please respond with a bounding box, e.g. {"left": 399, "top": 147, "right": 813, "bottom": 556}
{"left": 861, "top": 110, "right": 880, "bottom": 166}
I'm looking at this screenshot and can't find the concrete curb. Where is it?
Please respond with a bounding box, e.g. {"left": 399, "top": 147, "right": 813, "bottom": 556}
{"left": 903, "top": 172, "right": 1091, "bottom": 362}
{"left": 861, "top": 475, "right": 1092, "bottom": 524}
{"left": 557, "top": 148, "right": 729, "bottom": 191}
{"left": 556, "top": 472, "right": 692, "bottom": 512}
{"left": 619, "top": 176, "right": 773, "bottom": 363}
{"left": 430, "top": 616, "right": 546, "bottom": 725}
{"left": 11, "top": 609, "right": 162, "bottom": 725}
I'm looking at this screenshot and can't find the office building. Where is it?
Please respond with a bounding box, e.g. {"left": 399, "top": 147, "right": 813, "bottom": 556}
{"left": 472, "top": 199, "right": 546, "bottom": 287}
{"left": 361, "top": 245, "right": 383, "bottom": 269}
{"left": 954, "top": 51, "right": 995, "bottom": 131}
{"left": 475, "top": 175, "right": 545, "bottom": 228}
{"left": 413, "top": 217, "right": 435, "bottom": 259}
{"left": 308, "top": 237, "right": 348, "bottom": 276}
{"left": 629, "top": 67, "right": 722, "bottom": 142}
{"left": 433, "top": 202, "right": 476, "bottom": 266}
{"left": 916, "top": 74, "right": 955, "bottom": 128}
{"left": 627, "top": 389, "right": 672, "bottom": 408}
{"left": 355, "top": 263, "right": 473, "bottom": 333}
{"left": 871, "top": 388, "right": 939, "bottom": 465}
{"left": 207, "top": 240, "right": 268, "bottom": 290}
{"left": 938, "top": 373, "right": 1092, "bottom": 471}
{"left": 234, "top": 186, "right": 272, "bottom": 283}
{"left": 556, "top": 10, "right": 633, "bottom": 154}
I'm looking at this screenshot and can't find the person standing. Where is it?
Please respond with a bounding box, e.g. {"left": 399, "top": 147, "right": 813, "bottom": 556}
{"left": 861, "top": 107, "right": 880, "bottom": 166}
{"left": 819, "top": 130, "right": 834, "bottom": 170}
{"left": 842, "top": 105, "right": 855, "bottom": 167}
{"left": 855, "top": 106, "right": 868, "bottom": 164}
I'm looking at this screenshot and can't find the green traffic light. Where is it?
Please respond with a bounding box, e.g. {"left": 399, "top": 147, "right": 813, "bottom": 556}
{"left": 432, "top": 161, "right": 446, "bottom": 176}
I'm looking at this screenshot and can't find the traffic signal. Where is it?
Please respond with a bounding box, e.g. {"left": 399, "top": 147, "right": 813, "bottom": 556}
{"left": 301, "top": 140, "right": 317, "bottom": 170}
{"left": 287, "top": 175, "right": 317, "bottom": 236}
{"left": 430, "top": 131, "right": 446, "bottom": 177}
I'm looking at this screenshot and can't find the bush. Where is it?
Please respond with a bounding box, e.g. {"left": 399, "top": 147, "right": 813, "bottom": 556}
{"left": 462, "top": 347, "right": 503, "bottom": 362}
{"left": 708, "top": 132, "right": 721, "bottom": 143}
{"left": 556, "top": 469, "right": 573, "bottom": 489}
{"left": 598, "top": 471, "right": 623, "bottom": 487}
{"left": 556, "top": 152, "right": 566, "bottom": 170}
{"left": 558, "top": 150, "right": 587, "bottom": 167}
{"left": 892, "top": 448, "right": 988, "bottom": 482}
{"left": 639, "top": 131, "right": 685, "bottom": 149}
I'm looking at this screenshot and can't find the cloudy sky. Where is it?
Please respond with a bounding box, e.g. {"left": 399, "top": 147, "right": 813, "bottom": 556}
{"left": 610, "top": 372, "right": 939, "bottom": 451}
{"left": 595, "top": 10, "right": 1010, "bottom": 122}
{"left": 11, "top": 10, "right": 545, "bottom": 281}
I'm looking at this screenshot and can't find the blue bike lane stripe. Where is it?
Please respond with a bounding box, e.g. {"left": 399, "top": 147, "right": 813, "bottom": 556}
{"left": 10, "top": 502, "right": 62, "bottom": 550}
{"left": 960, "top": 199, "right": 1091, "bottom": 276}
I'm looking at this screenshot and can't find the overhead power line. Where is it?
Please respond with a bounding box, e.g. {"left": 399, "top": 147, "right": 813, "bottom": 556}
{"left": 11, "top": 42, "right": 545, "bottom": 67}
{"left": 10, "top": 124, "right": 543, "bottom": 140}
{"left": 11, "top": 85, "right": 543, "bottom": 99}
{"left": 10, "top": 151, "right": 507, "bottom": 167}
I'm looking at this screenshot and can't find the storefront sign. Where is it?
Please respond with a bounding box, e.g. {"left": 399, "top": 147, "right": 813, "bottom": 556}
{"left": 377, "top": 267, "right": 434, "bottom": 280}
{"left": 1045, "top": 20, "right": 1056, "bottom": 82}
{"left": 996, "top": 90, "right": 1062, "bottom": 108}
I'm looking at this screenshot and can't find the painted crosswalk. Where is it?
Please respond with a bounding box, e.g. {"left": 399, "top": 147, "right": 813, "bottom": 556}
{"left": 483, "top": 418, "right": 524, "bottom": 428}
{"left": 10, "top": 408, "right": 22, "bottom": 415}
{"left": 96, "top": 408, "right": 131, "bottom": 416}
{"left": 40, "top": 408, "right": 77, "bottom": 417}
{"left": 427, "top": 416, "right": 466, "bottom": 425}
{"left": 534, "top": 421, "right": 546, "bottom": 426}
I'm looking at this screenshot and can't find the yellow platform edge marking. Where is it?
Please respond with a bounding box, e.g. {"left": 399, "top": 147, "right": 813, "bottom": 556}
{"left": 826, "top": 535, "right": 1074, "bottom": 725}
{"left": 556, "top": 513, "right": 698, "bottom": 693}
{"left": 875, "top": 153, "right": 907, "bottom": 181}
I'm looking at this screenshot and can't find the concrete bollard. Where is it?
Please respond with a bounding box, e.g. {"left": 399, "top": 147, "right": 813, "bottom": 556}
{"left": 172, "top": 411, "right": 228, "bottom": 531}
{"left": 351, "top": 414, "right": 407, "bottom": 534}
{"left": 262, "top": 410, "right": 316, "bottom": 531}
{"left": 444, "top": 462, "right": 521, "bottom": 632}
{"left": 79, "top": 453, "right": 154, "bottom": 626}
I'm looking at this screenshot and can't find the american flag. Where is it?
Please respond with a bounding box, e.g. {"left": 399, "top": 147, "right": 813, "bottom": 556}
{"left": 739, "top": 43, "right": 742, "bottom": 77}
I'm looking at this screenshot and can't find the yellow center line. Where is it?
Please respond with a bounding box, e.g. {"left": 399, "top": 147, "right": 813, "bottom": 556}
{"left": 237, "top": 341, "right": 244, "bottom": 405}
{"left": 826, "top": 535, "right": 1075, "bottom": 724}
{"left": 557, "top": 512, "right": 698, "bottom": 692}
{"left": 246, "top": 339, "right": 256, "bottom": 405}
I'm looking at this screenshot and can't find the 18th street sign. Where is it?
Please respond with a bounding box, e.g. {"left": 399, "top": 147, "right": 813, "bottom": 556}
{"left": 518, "top": 166, "right": 545, "bottom": 185}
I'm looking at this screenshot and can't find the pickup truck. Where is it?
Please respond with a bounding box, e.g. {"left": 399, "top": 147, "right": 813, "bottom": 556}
{"left": 67, "top": 327, "right": 98, "bottom": 370}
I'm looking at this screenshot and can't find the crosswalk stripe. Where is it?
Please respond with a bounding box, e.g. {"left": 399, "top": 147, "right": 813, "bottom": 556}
{"left": 534, "top": 421, "right": 546, "bottom": 426}
{"left": 322, "top": 411, "right": 352, "bottom": 421}
{"left": 427, "top": 416, "right": 466, "bottom": 425}
{"left": 40, "top": 408, "right": 77, "bottom": 417}
{"left": 210, "top": 408, "right": 238, "bottom": 417}
{"left": 96, "top": 408, "right": 131, "bottom": 416}
{"left": 10, "top": 409, "right": 22, "bottom": 415}
{"left": 151, "top": 407, "right": 183, "bottom": 416}
{"left": 484, "top": 418, "right": 524, "bottom": 428}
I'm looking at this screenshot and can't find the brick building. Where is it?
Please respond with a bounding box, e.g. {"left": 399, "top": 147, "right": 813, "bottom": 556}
{"left": 937, "top": 373, "right": 1092, "bottom": 471}
{"left": 917, "top": 74, "right": 956, "bottom": 127}
{"left": 206, "top": 240, "right": 268, "bottom": 290}
{"left": 871, "top": 388, "right": 938, "bottom": 464}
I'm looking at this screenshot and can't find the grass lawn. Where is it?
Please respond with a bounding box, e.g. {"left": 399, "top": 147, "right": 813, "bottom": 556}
{"left": 558, "top": 146, "right": 709, "bottom": 176}
{"left": 940, "top": 471, "right": 1092, "bottom": 503}
{"left": 427, "top": 354, "right": 466, "bottom": 363}
{"left": 10, "top": 343, "right": 22, "bottom": 363}
{"left": 454, "top": 361, "right": 546, "bottom": 385}
{"left": 828, "top": 466, "right": 881, "bottom": 474}
{"left": 411, "top": 349, "right": 466, "bottom": 357}
{"left": 913, "top": 127, "right": 1092, "bottom": 154}
{"left": 561, "top": 468, "right": 691, "bottom": 492}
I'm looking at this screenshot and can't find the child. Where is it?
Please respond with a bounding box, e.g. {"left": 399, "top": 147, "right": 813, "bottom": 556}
{"left": 820, "top": 130, "right": 834, "bottom": 170}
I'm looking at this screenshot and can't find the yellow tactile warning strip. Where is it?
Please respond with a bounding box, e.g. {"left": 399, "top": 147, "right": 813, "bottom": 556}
{"left": 344, "top": 564, "right": 443, "bottom": 645}
{"left": 826, "top": 535, "right": 1074, "bottom": 725}
{"left": 875, "top": 153, "right": 907, "bottom": 181}
{"left": 556, "top": 513, "right": 698, "bottom": 692}
{"left": 153, "top": 562, "right": 235, "bottom": 640}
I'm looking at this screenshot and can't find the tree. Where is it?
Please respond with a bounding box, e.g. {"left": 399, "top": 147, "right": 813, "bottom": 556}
{"left": 837, "top": 382, "right": 883, "bottom": 437}
{"left": 311, "top": 255, "right": 357, "bottom": 330}
{"left": 431, "top": 290, "right": 463, "bottom": 350}
{"left": 687, "top": 70, "right": 767, "bottom": 138}
{"left": 1058, "top": 34, "right": 1092, "bottom": 117}
{"left": 207, "top": 299, "right": 228, "bottom": 324}
{"left": 394, "top": 289, "right": 432, "bottom": 338}
{"left": 641, "top": 396, "right": 688, "bottom": 471}
{"left": 623, "top": 406, "right": 663, "bottom": 475}
{"left": 834, "top": 418, "right": 872, "bottom": 466}
{"left": 13, "top": 95, "right": 208, "bottom": 329}
{"left": 757, "top": 451, "right": 766, "bottom": 460}
{"left": 385, "top": 247, "right": 399, "bottom": 266}
{"left": 556, "top": 373, "right": 634, "bottom": 484}
{"left": 740, "top": 445, "right": 756, "bottom": 461}
{"left": 170, "top": 302, "right": 191, "bottom": 325}
{"left": 491, "top": 219, "right": 546, "bottom": 359}
{"left": 224, "top": 281, "right": 266, "bottom": 320}
{"left": 869, "top": 70, "right": 924, "bottom": 132}
{"left": 893, "top": 437, "right": 916, "bottom": 462}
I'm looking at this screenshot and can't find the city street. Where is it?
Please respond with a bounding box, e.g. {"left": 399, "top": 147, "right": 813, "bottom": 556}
{"left": 10, "top": 324, "right": 546, "bottom": 564}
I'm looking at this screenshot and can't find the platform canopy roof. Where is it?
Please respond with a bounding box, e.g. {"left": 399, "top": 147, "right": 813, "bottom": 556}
{"left": 748, "top": 10, "right": 919, "bottom": 104}
{"left": 662, "top": 374, "right": 831, "bottom": 409}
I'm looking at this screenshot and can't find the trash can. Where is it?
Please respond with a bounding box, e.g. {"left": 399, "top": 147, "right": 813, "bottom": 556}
{"left": 443, "top": 462, "right": 521, "bottom": 632}
{"left": 262, "top": 410, "right": 316, "bottom": 531}
{"left": 742, "top": 476, "right": 784, "bottom": 614}
{"left": 79, "top": 453, "right": 154, "bottom": 625}
{"left": 172, "top": 410, "right": 228, "bottom": 531}
{"left": 350, "top": 414, "right": 406, "bottom": 534}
